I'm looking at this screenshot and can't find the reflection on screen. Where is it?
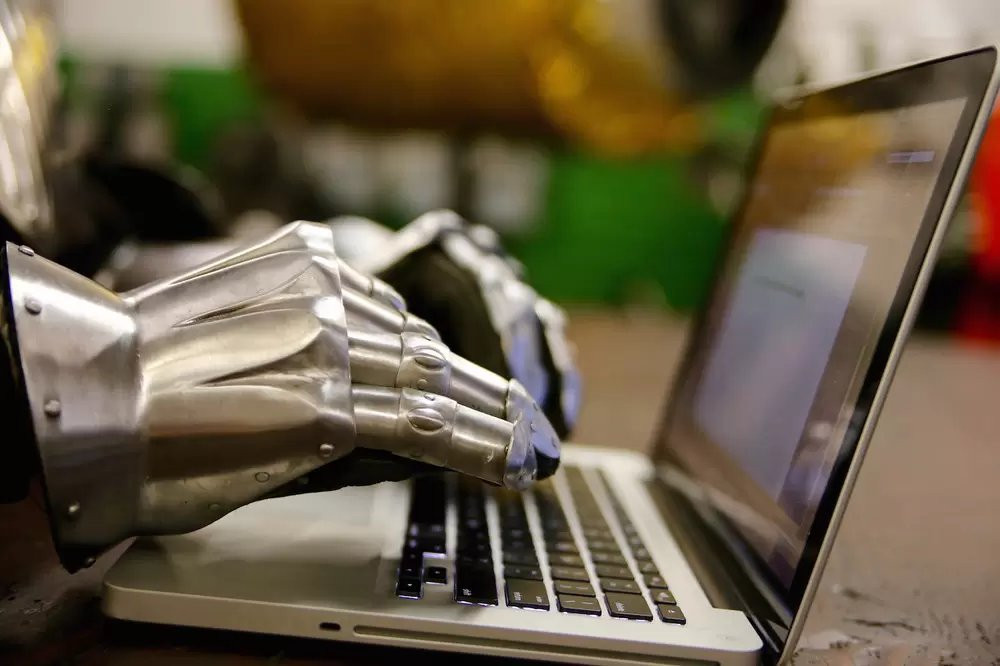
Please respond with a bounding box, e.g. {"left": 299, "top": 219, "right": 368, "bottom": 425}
{"left": 694, "top": 229, "right": 866, "bottom": 499}
{"left": 664, "top": 97, "right": 968, "bottom": 586}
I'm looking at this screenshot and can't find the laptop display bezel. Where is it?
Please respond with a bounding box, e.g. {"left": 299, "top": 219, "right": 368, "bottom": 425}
{"left": 649, "top": 46, "right": 999, "bottom": 659}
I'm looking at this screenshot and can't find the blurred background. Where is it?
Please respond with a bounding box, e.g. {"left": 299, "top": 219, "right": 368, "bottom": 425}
{"left": 44, "top": 0, "right": 1000, "bottom": 340}
{"left": 1, "top": 5, "right": 999, "bottom": 663}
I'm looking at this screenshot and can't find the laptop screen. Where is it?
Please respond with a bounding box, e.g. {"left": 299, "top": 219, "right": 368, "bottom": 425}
{"left": 655, "top": 48, "right": 997, "bottom": 613}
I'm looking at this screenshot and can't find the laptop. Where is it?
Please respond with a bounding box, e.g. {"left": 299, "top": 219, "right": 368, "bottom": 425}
{"left": 102, "top": 48, "right": 1000, "bottom": 665}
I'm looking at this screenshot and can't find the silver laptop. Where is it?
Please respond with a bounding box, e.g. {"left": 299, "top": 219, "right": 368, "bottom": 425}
{"left": 102, "top": 48, "right": 1000, "bottom": 665}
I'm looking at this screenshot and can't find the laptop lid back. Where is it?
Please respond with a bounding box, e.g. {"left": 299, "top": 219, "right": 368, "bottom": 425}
{"left": 649, "top": 47, "right": 1000, "bottom": 663}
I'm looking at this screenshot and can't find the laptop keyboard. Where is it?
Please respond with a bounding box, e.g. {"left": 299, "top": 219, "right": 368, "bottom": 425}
{"left": 595, "top": 470, "right": 686, "bottom": 624}
{"left": 395, "top": 474, "right": 447, "bottom": 599}
{"left": 454, "top": 476, "right": 499, "bottom": 605}
{"left": 393, "top": 467, "right": 685, "bottom": 625}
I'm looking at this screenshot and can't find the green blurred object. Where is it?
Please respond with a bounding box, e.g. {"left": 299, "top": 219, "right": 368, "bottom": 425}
{"left": 162, "top": 66, "right": 263, "bottom": 169}
{"left": 511, "top": 152, "right": 726, "bottom": 309}
{"left": 57, "top": 53, "right": 766, "bottom": 312}
{"left": 513, "top": 89, "right": 765, "bottom": 310}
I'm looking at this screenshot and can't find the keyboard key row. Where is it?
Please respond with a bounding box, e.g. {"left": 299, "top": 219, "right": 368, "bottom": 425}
{"left": 564, "top": 468, "right": 653, "bottom": 622}
{"left": 455, "top": 476, "right": 498, "bottom": 605}
{"left": 505, "top": 578, "right": 549, "bottom": 610}
{"left": 534, "top": 480, "right": 602, "bottom": 616}
{"left": 395, "top": 468, "right": 685, "bottom": 626}
{"left": 599, "top": 472, "right": 686, "bottom": 625}
{"left": 395, "top": 475, "right": 449, "bottom": 600}
{"left": 557, "top": 595, "right": 602, "bottom": 615}
{"left": 496, "top": 487, "right": 550, "bottom": 610}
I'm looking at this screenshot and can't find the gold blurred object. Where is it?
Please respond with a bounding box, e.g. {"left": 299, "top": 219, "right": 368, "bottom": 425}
{"left": 757, "top": 100, "right": 886, "bottom": 225}
{"left": 235, "top": 0, "right": 701, "bottom": 155}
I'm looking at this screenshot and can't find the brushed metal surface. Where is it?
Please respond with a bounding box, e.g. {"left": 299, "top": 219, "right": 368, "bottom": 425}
{"left": 5, "top": 220, "right": 560, "bottom": 560}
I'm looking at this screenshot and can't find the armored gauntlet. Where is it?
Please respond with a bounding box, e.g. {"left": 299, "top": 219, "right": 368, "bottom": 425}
{"left": 1, "top": 221, "right": 559, "bottom": 569}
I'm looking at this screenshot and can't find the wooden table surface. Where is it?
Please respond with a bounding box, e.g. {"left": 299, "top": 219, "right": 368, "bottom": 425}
{"left": 2, "top": 310, "right": 998, "bottom": 665}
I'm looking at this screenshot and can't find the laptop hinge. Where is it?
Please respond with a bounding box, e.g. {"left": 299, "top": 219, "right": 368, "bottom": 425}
{"left": 644, "top": 476, "right": 787, "bottom": 664}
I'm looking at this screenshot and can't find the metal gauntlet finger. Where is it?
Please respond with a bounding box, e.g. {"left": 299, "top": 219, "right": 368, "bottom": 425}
{"left": 342, "top": 286, "right": 440, "bottom": 339}
{"left": 351, "top": 386, "right": 537, "bottom": 489}
{"left": 347, "top": 328, "right": 560, "bottom": 479}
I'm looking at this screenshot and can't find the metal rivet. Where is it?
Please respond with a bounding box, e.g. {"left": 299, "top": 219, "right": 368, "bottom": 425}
{"left": 319, "top": 443, "right": 335, "bottom": 458}
{"left": 82, "top": 556, "right": 96, "bottom": 568}
{"left": 24, "top": 298, "right": 41, "bottom": 315}
{"left": 66, "top": 501, "right": 80, "bottom": 519}
{"left": 529, "top": 421, "right": 536, "bottom": 432}
{"left": 254, "top": 471, "right": 270, "bottom": 483}
{"left": 209, "top": 503, "right": 221, "bottom": 511}
{"left": 412, "top": 348, "right": 446, "bottom": 370}
{"left": 18, "top": 245, "right": 34, "bottom": 256}
{"left": 43, "top": 399, "right": 61, "bottom": 417}
{"left": 407, "top": 407, "right": 446, "bottom": 432}
{"left": 416, "top": 379, "right": 428, "bottom": 389}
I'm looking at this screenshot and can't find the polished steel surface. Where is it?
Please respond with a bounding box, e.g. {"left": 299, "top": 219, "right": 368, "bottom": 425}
{"left": 6, "top": 241, "right": 144, "bottom": 552}
{"left": 331, "top": 209, "right": 581, "bottom": 436}
{"left": 4, "top": 221, "right": 560, "bottom": 559}
{"left": 99, "top": 209, "right": 581, "bottom": 437}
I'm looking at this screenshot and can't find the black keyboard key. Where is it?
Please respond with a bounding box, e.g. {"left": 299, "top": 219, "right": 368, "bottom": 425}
{"left": 400, "top": 550, "right": 423, "bottom": 568}
{"left": 503, "top": 539, "right": 532, "bottom": 552}
{"left": 546, "top": 541, "right": 579, "bottom": 554}
{"left": 582, "top": 527, "right": 613, "bottom": 540}
{"left": 501, "top": 516, "right": 529, "bottom": 529}
{"left": 425, "top": 566, "right": 448, "bottom": 584}
{"left": 543, "top": 529, "right": 575, "bottom": 543}
{"left": 637, "top": 561, "right": 659, "bottom": 574}
{"left": 504, "top": 565, "right": 543, "bottom": 581}
{"left": 554, "top": 580, "right": 595, "bottom": 596}
{"left": 657, "top": 604, "right": 686, "bottom": 624}
{"left": 626, "top": 535, "right": 645, "bottom": 548}
{"left": 505, "top": 578, "right": 550, "bottom": 610}
{"left": 590, "top": 552, "right": 627, "bottom": 566}
{"left": 502, "top": 527, "right": 528, "bottom": 540}
{"left": 600, "top": 578, "right": 640, "bottom": 593}
{"left": 503, "top": 550, "right": 539, "bottom": 566}
{"left": 557, "top": 595, "right": 602, "bottom": 615}
{"left": 458, "top": 555, "right": 493, "bottom": 567}
{"left": 594, "top": 564, "right": 632, "bottom": 579}
{"left": 407, "top": 537, "right": 446, "bottom": 555}
{"left": 458, "top": 541, "right": 492, "bottom": 557}
{"left": 633, "top": 547, "right": 651, "bottom": 560}
{"left": 458, "top": 530, "right": 490, "bottom": 544}
{"left": 550, "top": 566, "right": 590, "bottom": 582}
{"left": 550, "top": 553, "right": 584, "bottom": 567}
{"left": 455, "top": 566, "right": 498, "bottom": 605}
{"left": 399, "top": 562, "right": 421, "bottom": 579}
{"left": 605, "top": 592, "right": 652, "bottom": 621}
{"left": 579, "top": 519, "right": 609, "bottom": 531}
{"left": 396, "top": 578, "right": 422, "bottom": 599}
{"left": 643, "top": 574, "right": 669, "bottom": 589}
{"left": 586, "top": 539, "right": 619, "bottom": 553}
{"left": 409, "top": 522, "right": 445, "bottom": 538}
{"left": 410, "top": 477, "right": 447, "bottom": 526}
{"left": 651, "top": 589, "right": 677, "bottom": 605}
